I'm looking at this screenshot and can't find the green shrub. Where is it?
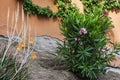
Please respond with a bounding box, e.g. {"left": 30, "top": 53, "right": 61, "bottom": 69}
{"left": 57, "top": 8, "right": 115, "bottom": 79}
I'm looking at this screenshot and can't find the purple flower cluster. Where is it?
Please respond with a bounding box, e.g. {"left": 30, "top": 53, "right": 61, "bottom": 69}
{"left": 79, "top": 28, "right": 87, "bottom": 35}
{"left": 74, "top": 28, "right": 87, "bottom": 41}
{"left": 98, "top": 47, "right": 106, "bottom": 53}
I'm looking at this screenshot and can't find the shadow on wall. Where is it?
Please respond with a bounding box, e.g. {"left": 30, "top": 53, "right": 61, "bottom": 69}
{"left": 107, "top": 29, "right": 115, "bottom": 43}
{"left": 110, "top": 8, "right": 120, "bottom": 14}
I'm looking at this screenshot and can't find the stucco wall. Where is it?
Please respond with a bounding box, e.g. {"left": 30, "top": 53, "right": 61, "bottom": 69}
{"left": 108, "top": 11, "right": 120, "bottom": 42}
{"left": 0, "top": 0, "right": 120, "bottom": 42}
{"left": 0, "top": 0, "right": 63, "bottom": 39}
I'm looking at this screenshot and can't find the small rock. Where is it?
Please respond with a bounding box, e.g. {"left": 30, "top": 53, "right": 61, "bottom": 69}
{"left": 99, "top": 67, "right": 120, "bottom": 80}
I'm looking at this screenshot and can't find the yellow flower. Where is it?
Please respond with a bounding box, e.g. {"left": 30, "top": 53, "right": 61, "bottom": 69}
{"left": 16, "top": 40, "right": 26, "bottom": 51}
{"left": 20, "top": 40, "right": 26, "bottom": 48}
{"left": 16, "top": 45, "right": 22, "bottom": 51}
{"left": 29, "top": 37, "right": 34, "bottom": 45}
{"left": 30, "top": 51, "right": 37, "bottom": 60}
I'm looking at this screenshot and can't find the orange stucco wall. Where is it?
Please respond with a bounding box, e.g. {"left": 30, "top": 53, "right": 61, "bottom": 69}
{"left": 0, "top": 0, "right": 120, "bottom": 42}
{"left": 108, "top": 11, "right": 120, "bottom": 42}
{"left": 0, "top": 0, "right": 63, "bottom": 39}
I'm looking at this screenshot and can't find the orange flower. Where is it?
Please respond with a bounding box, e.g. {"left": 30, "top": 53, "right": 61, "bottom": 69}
{"left": 29, "top": 37, "right": 34, "bottom": 45}
{"left": 16, "top": 45, "right": 22, "bottom": 51}
{"left": 16, "top": 40, "right": 26, "bottom": 51}
{"left": 19, "top": 40, "right": 26, "bottom": 48}
{"left": 30, "top": 51, "right": 37, "bottom": 60}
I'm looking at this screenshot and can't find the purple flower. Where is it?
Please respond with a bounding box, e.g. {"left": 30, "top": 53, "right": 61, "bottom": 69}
{"left": 99, "top": 47, "right": 106, "bottom": 52}
{"left": 79, "top": 28, "right": 87, "bottom": 35}
{"left": 74, "top": 38, "right": 80, "bottom": 41}
{"left": 101, "top": 48, "right": 106, "bottom": 52}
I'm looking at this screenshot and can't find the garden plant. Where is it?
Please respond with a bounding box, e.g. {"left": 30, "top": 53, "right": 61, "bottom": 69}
{"left": 0, "top": 4, "right": 36, "bottom": 80}
{"left": 57, "top": 7, "right": 116, "bottom": 80}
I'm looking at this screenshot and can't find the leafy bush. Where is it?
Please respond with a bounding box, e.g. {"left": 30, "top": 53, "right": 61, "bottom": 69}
{"left": 57, "top": 8, "right": 115, "bottom": 79}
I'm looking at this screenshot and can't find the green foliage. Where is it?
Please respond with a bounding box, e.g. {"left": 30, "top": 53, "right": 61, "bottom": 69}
{"left": 0, "top": 47, "right": 28, "bottom": 80}
{"left": 81, "top": 0, "right": 103, "bottom": 13}
{"left": 22, "top": 0, "right": 77, "bottom": 18}
{"left": 23, "top": 0, "right": 55, "bottom": 17}
{"left": 104, "top": 0, "right": 120, "bottom": 10}
{"left": 57, "top": 0, "right": 79, "bottom": 18}
{"left": 81, "top": 0, "right": 120, "bottom": 13}
{"left": 20, "top": 0, "right": 120, "bottom": 18}
{"left": 57, "top": 8, "right": 115, "bottom": 79}
{"left": 112, "top": 42, "right": 120, "bottom": 54}
{"left": 54, "top": 0, "right": 71, "bottom": 4}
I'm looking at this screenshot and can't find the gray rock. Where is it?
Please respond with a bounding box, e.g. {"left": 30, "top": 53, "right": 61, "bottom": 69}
{"left": 98, "top": 67, "right": 120, "bottom": 80}
{"left": 28, "top": 51, "right": 79, "bottom": 80}
{"left": 29, "top": 36, "right": 79, "bottom": 80}
{"left": 0, "top": 36, "right": 16, "bottom": 57}
{"left": 0, "top": 35, "right": 8, "bottom": 41}
{"left": 33, "top": 36, "right": 63, "bottom": 55}
{"left": 0, "top": 39, "right": 7, "bottom": 53}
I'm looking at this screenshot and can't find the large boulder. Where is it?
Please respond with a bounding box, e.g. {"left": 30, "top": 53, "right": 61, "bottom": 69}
{"left": 29, "top": 36, "right": 79, "bottom": 80}
{"left": 28, "top": 51, "right": 79, "bottom": 80}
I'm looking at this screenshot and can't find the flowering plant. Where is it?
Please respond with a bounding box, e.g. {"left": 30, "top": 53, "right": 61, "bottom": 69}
{"left": 0, "top": 4, "right": 37, "bottom": 79}
{"left": 58, "top": 9, "right": 115, "bottom": 80}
